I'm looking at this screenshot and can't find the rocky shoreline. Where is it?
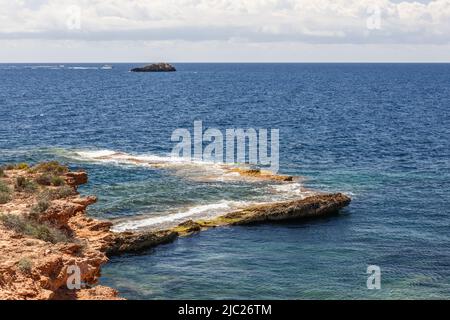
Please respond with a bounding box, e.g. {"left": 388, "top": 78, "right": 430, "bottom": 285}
{"left": 0, "top": 163, "right": 350, "bottom": 300}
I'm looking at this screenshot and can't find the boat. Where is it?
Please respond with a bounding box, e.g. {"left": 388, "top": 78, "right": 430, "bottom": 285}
{"left": 101, "top": 65, "right": 113, "bottom": 70}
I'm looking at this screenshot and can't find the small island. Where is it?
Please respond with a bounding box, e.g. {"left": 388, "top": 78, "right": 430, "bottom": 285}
{"left": 130, "top": 63, "right": 176, "bottom": 72}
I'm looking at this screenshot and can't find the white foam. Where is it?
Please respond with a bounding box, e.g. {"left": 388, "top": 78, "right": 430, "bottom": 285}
{"left": 66, "top": 149, "right": 303, "bottom": 184}
{"left": 270, "top": 183, "right": 304, "bottom": 195}
{"left": 29, "top": 65, "right": 56, "bottom": 69}
{"left": 75, "top": 149, "right": 119, "bottom": 159}
{"left": 68, "top": 149, "right": 229, "bottom": 172}
{"left": 74, "top": 149, "right": 190, "bottom": 164}
{"left": 112, "top": 200, "right": 251, "bottom": 232}
{"left": 268, "top": 182, "right": 320, "bottom": 201}
{"left": 67, "top": 66, "right": 99, "bottom": 70}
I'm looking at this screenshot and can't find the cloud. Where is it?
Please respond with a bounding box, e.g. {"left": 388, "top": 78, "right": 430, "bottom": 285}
{"left": 0, "top": 0, "right": 449, "bottom": 44}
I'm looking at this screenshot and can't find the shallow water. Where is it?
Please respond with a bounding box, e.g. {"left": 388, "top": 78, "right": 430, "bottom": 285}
{"left": 1, "top": 63, "right": 449, "bottom": 299}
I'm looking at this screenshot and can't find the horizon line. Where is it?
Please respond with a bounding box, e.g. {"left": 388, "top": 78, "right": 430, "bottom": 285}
{"left": 2, "top": 61, "right": 450, "bottom": 64}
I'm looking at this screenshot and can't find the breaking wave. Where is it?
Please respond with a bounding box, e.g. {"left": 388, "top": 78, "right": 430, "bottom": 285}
{"left": 112, "top": 200, "right": 256, "bottom": 232}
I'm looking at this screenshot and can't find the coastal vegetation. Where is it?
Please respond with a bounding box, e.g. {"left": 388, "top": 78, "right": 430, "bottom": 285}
{"left": 0, "top": 193, "right": 10, "bottom": 204}
{"left": 51, "top": 176, "right": 65, "bottom": 186}
{"left": 0, "top": 181, "right": 11, "bottom": 204}
{"left": 0, "top": 162, "right": 74, "bottom": 243}
{"left": 30, "top": 161, "right": 68, "bottom": 175}
{"left": 14, "top": 176, "right": 38, "bottom": 193}
{"left": 17, "top": 258, "right": 33, "bottom": 274}
{"left": 35, "top": 174, "right": 53, "bottom": 186}
{"left": 0, "top": 213, "right": 70, "bottom": 244}
{"left": 35, "top": 173, "right": 65, "bottom": 186}
{"left": 29, "top": 199, "right": 50, "bottom": 219}
{"left": 3, "top": 163, "right": 29, "bottom": 171}
{"left": 40, "top": 185, "right": 75, "bottom": 200}
{"left": 15, "top": 163, "right": 29, "bottom": 170}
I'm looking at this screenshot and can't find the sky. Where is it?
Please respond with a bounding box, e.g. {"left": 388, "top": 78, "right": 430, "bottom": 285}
{"left": 0, "top": 0, "right": 449, "bottom": 62}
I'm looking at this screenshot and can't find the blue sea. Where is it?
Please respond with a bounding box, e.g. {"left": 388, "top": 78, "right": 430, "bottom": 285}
{"left": 0, "top": 63, "right": 449, "bottom": 299}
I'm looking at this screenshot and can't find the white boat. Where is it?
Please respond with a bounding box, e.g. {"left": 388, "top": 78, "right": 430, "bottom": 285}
{"left": 101, "top": 65, "right": 113, "bottom": 70}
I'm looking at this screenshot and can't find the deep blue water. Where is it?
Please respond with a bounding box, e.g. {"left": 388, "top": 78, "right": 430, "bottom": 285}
{"left": 1, "top": 63, "right": 449, "bottom": 299}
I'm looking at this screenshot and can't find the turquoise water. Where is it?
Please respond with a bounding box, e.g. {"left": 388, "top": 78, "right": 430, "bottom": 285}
{"left": 0, "top": 63, "right": 449, "bottom": 299}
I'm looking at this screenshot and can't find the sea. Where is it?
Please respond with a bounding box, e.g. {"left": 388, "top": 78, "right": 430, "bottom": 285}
{"left": 0, "top": 63, "right": 449, "bottom": 299}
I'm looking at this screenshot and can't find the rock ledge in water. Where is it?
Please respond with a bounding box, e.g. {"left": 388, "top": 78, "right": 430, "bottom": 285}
{"left": 130, "top": 63, "right": 176, "bottom": 72}
{"left": 114, "top": 193, "right": 352, "bottom": 252}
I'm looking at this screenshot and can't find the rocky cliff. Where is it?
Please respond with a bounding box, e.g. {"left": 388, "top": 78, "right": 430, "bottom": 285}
{"left": 0, "top": 163, "right": 120, "bottom": 300}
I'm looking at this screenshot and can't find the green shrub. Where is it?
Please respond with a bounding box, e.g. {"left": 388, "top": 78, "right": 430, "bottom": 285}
{"left": 17, "top": 258, "right": 33, "bottom": 274}
{"left": 0, "top": 193, "right": 11, "bottom": 204}
{"left": 51, "top": 176, "right": 65, "bottom": 186}
{"left": 35, "top": 174, "right": 52, "bottom": 186}
{"left": 15, "top": 163, "right": 29, "bottom": 170}
{"left": 0, "top": 214, "right": 70, "bottom": 244}
{"left": 55, "top": 186, "right": 75, "bottom": 198}
{"left": 0, "top": 167, "right": 4, "bottom": 177}
{"left": 0, "top": 181, "right": 10, "bottom": 193}
{"left": 0, "top": 181, "right": 11, "bottom": 204}
{"left": 31, "top": 161, "right": 68, "bottom": 175}
{"left": 2, "top": 163, "right": 30, "bottom": 171}
{"left": 14, "top": 177, "right": 38, "bottom": 193}
{"left": 29, "top": 199, "right": 50, "bottom": 219}
{"left": 36, "top": 174, "right": 66, "bottom": 187}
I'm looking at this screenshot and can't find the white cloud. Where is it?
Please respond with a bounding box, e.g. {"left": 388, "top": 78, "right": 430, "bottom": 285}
{"left": 0, "top": 0, "right": 449, "bottom": 44}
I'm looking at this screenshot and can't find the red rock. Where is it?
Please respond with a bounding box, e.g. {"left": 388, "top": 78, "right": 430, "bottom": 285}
{"left": 65, "top": 172, "right": 88, "bottom": 186}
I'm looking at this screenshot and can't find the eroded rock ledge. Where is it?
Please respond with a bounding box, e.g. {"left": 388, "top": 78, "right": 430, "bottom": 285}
{"left": 110, "top": 193, "right": 351, "bottom": 254}
{"left": 0, "top": 163, "right": 350, "bottom": 300}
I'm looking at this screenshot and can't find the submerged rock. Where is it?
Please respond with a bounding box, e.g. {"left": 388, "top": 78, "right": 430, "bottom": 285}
{"left": 228, "top": 168, "right": 293, "bottom": 182}
{"left": 172, "top": 220, "right": 202, "bottom": 235}
{"left": 130, "top": 63, "right": 176, "bottom": 72}
{"left": 107, "top": 230, "right": 178, "bottom": 255}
